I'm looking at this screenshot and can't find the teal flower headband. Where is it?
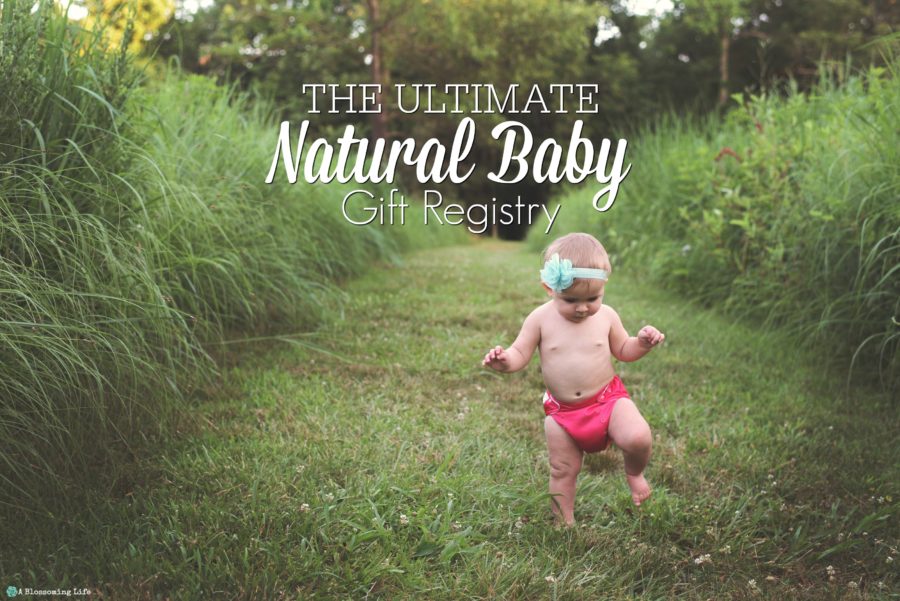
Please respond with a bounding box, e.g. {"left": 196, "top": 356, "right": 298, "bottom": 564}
{"left": 540, "top": 253, "right": 609, "bottom": 293}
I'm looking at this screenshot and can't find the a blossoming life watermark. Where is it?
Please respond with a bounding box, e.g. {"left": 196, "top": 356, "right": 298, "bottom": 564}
{"left": 5, "top": 586, "right": 92, "bottom": 597}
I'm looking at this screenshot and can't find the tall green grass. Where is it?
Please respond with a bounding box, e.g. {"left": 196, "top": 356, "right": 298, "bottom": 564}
{"left": 0, "top": 0, "right": 465, "bottom": 520}
{"left": 532, "top": 56, "right": 900, "bottom": 390}
{"left": 1, "top": 0, "right": 195, "bottom": 514}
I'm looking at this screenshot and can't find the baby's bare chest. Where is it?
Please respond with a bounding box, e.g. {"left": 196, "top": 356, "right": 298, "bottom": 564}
{"left": 539, "top": 321, "right": 611, "bottom": 356}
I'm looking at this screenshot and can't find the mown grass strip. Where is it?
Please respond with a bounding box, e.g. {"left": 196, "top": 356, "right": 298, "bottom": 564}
{"left": 3, "top": 242, "right": 894, "bottom": 599}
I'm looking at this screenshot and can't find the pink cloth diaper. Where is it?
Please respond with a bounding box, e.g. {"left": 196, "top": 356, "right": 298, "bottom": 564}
{"left": 543, "top": 376, "right": 629, "bottom": 453}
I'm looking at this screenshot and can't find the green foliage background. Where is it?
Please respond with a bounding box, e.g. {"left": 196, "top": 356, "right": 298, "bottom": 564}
{"left": 529, "top": 59, "right": 900, "bottom": 388}
{"left": 145, "top": 0, "right": 899, "bottom": 239}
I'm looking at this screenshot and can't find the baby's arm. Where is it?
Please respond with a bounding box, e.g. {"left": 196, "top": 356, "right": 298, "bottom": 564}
{"left": 483, "top": 307, "right": 542, "bottom": 373}
{"left": 606, "top": 306, "right": 665, "bottom": 362}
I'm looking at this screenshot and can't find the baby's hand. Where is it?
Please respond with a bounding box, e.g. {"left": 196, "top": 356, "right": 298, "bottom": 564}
{"left": 638, "top": 325, "right": 665, "bottom": 347}
{"left": 482, "top": 345, "right": 511, "bottom": 371}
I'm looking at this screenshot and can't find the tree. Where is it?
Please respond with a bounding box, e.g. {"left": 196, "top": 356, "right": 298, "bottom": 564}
{"left": 679, "top": 0, "right": 750, "bottom": 107}
{"left": 80, "top": 0, "right": 174, "bottom": 52}
{"left": 380, "top": 0, "right": 602, "bottom": 237}
{"left": 586, "top": 5, "right": 656, "bottom": 131}
{"left": 740, "top": 0, "right": 900, "bottom": 89}
{"left": 149, "top": 0, "right": 371, "bottom": 134}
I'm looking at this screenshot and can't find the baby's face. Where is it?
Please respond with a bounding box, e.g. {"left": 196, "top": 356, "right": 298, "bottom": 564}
{"left": 547, "top": 279, "right": 605, "bottom": 323}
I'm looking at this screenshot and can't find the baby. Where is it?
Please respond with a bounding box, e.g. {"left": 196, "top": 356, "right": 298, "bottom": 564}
{"left": 482, "top": 233, "right": 664, "bottom": 526}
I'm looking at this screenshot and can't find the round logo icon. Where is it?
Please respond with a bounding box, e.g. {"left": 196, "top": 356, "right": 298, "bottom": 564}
{"left": 6, "top": 586, "right": 18, "bottom": 598}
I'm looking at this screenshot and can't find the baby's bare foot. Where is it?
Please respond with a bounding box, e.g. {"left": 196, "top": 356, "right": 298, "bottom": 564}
{"left": 550, "top": 513, "right": 576, "bottom": 529}
{"left": 626, "top": 473, "right": 652, "bottom": 506}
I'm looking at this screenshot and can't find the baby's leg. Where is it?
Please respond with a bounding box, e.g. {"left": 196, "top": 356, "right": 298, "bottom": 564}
{"left": 608, "top": 398, "right": 652, "bottom": 506}
{"left": 544, "top": 416, "right": 583, "bottom": 526}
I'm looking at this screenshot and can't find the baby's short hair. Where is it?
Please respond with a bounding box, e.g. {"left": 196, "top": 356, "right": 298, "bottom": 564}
{"left": 543, "top": 232, "right": 611, "bottom": 272}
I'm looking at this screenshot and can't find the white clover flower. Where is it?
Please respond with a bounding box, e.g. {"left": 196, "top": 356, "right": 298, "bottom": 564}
{"left": 299, "top": 503, "right": 310, "bottom": 512}
{"left": 748, "top": 579, "right": 758, "bottom": 590}
{"left": 848, "top": 582, "right": 858, "bottom": 589}
{"left": 693, "top": 554, "right": 712, "bottom": 565}
{"left": 399, "top": 514, "right": 409, "bottom": 526}
{"left": 323, "top": 492, "right": 335, "bottom": 502}
{"left": 545, "top": 575, "right": 557, "bottom": 583}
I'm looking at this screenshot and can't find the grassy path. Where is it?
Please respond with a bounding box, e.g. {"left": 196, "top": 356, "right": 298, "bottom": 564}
{"left": 8, "top": 242, "right": 898, "bottom": 599}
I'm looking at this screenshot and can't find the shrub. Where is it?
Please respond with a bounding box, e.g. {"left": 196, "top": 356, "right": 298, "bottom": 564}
{"left": 530, "top": 59, "right": 899, "bottom": 389}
